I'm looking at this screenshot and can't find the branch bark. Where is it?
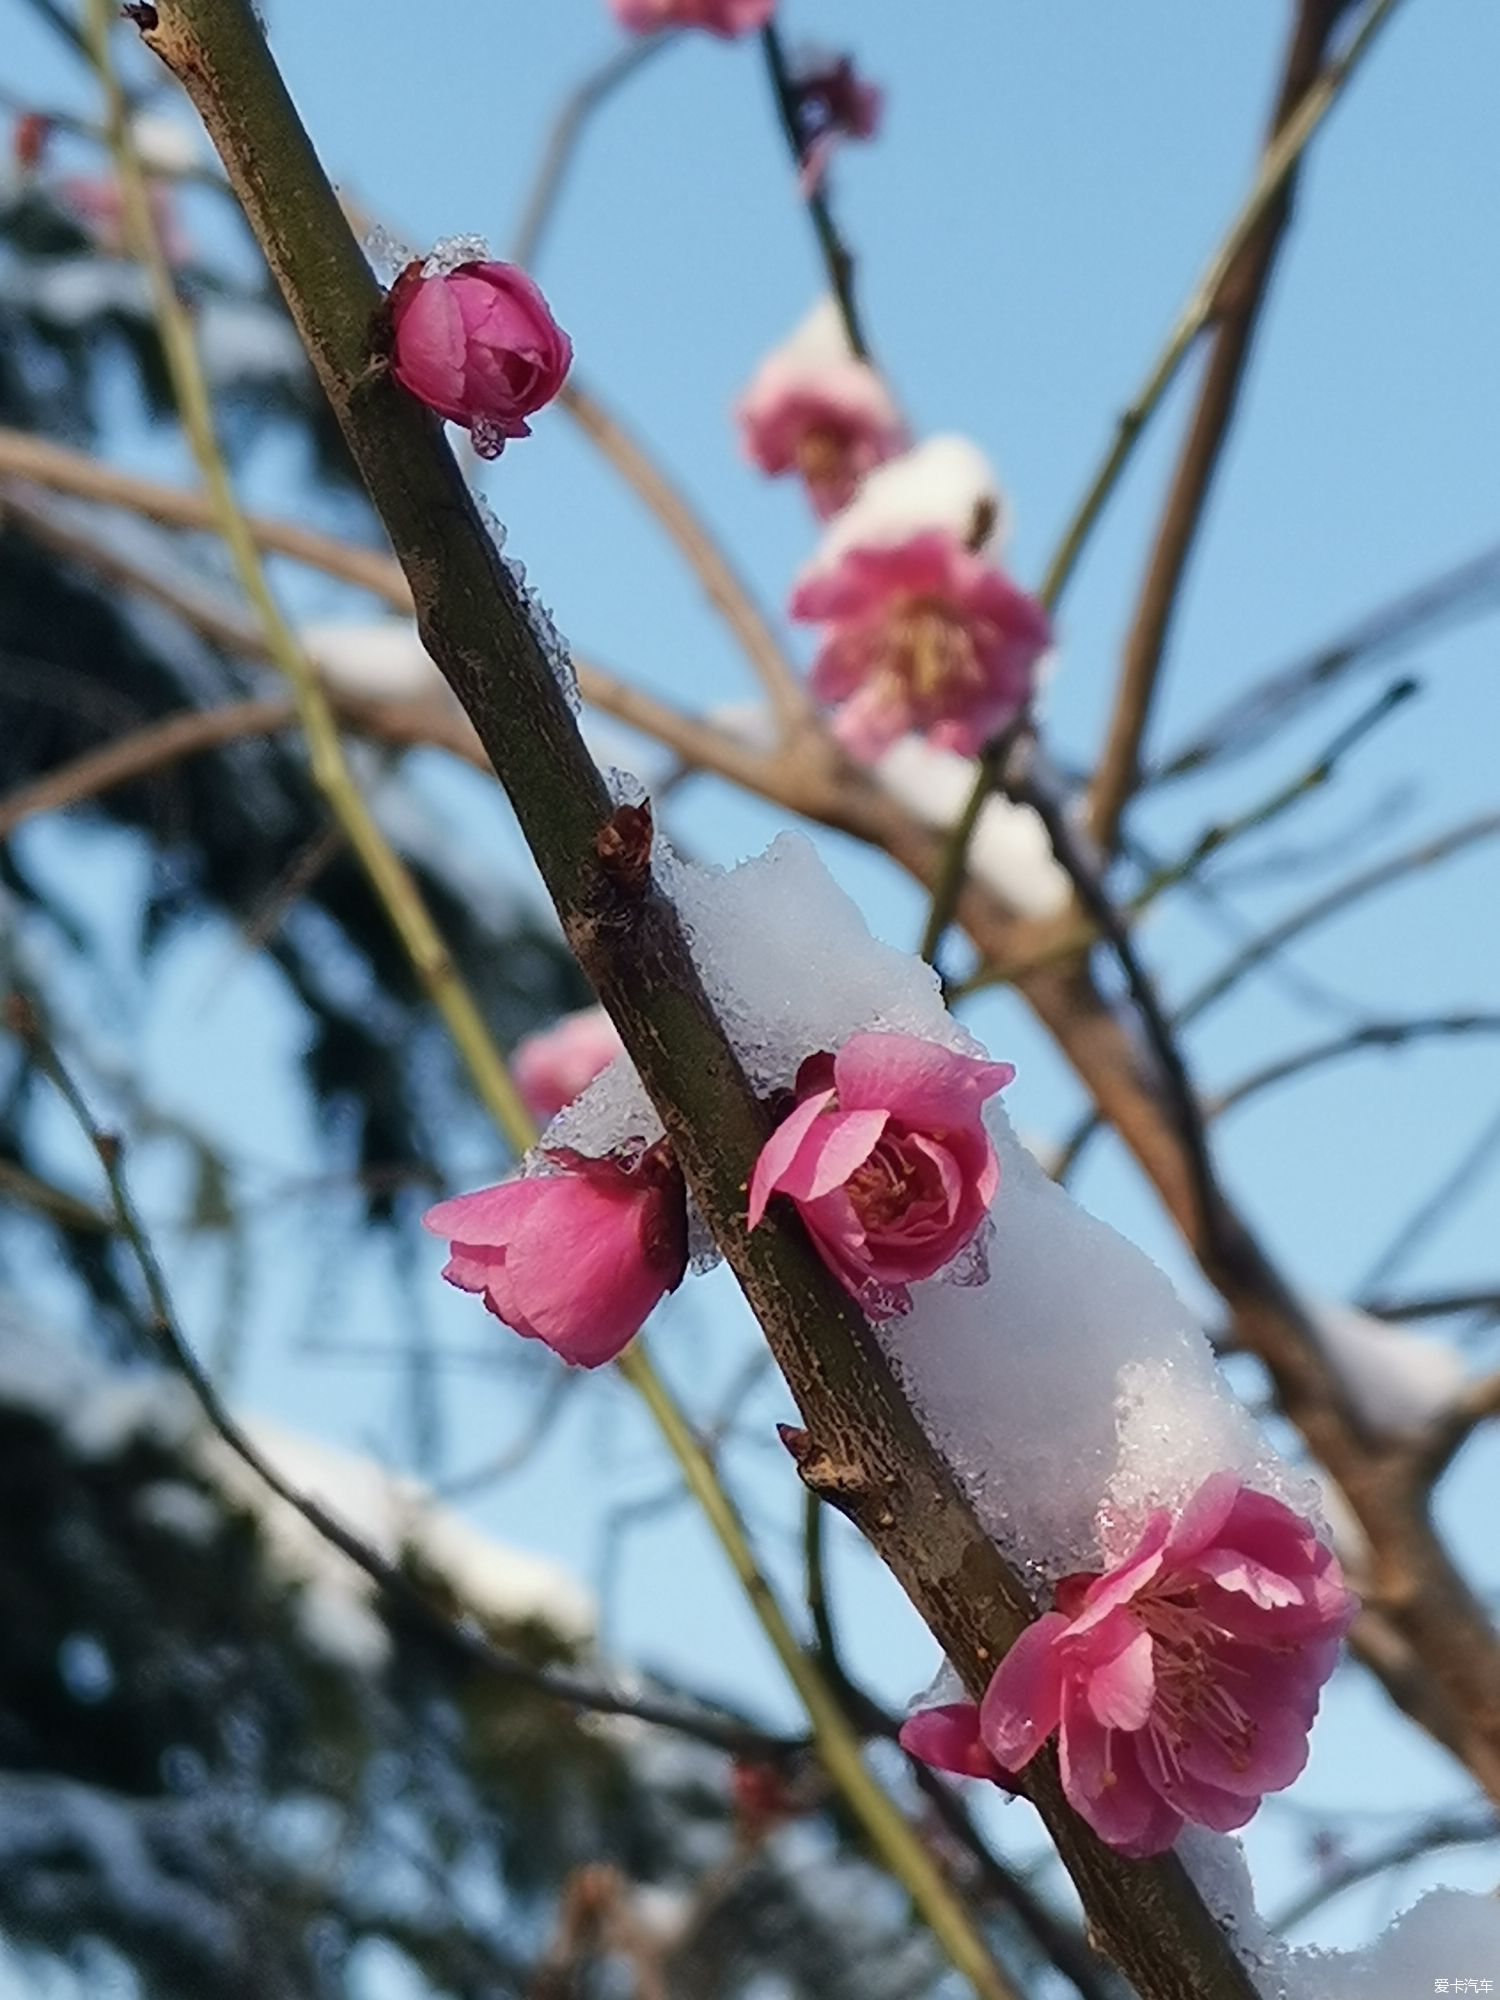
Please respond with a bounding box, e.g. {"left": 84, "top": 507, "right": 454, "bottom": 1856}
{"left": 131, "top": 3, "right": 1262, "bottom": 1991}
{"left": 1087, "top": 0, "right": 1363, "bottom": 852}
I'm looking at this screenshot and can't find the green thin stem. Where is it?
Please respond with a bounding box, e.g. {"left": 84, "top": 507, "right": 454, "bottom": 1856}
{"left": 83, "top": 12, "right": 1015, "bottom": 1988}
{"left": 922, "top": 0, "right": 1405, "bottom": 972}
{"left": 83, "top": 0, "right": 533, "bottom": 1154}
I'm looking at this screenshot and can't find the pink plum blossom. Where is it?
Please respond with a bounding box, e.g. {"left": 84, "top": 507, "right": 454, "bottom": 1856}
{"left": 608, "top": 0, "right": 775, "bottom": 36}
{"left": 788, "top": 51, "right": 883, "bottom": 195}
{"left": 423, "top": 1143, "right": 688, "bottom": 1368}
{"left": 898, "top": 1703, "right": 1015, "bottom": 1789}
{"left": 978, "top": 1476, "right": 1357, "bottom": 1856}
{"left": 388, "top": 259, "right": 572, "bottom": 457}
{"left": 512, "top": 1006, "right": 623, "bottom": 1125}
{"left": 748, "top": 1031, "right": 1014, "bottom": 1316}
{"left": 739, "top": 355, "right": 905, "bottom": 520}
{"left": 790, "top": 529, "right": 1050, "bottom": 762}
{"left": 55, "top": 173, "right": 188, "bottom": 265}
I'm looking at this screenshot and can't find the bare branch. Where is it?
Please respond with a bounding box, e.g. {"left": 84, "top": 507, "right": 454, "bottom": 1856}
{"left": 1154, "top": 535, "right": 1500, "bottom": 784}
{"left": 510, "top": 32, "right": 678, "bottom": 272}
{"left": 1208, "top": 1014, "right": 1500, "bottom": 1121}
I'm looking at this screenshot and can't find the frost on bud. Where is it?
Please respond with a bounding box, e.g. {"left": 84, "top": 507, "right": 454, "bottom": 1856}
{"left": 737, "top": 298, "right": 905, "bottom": 520}
{"left": 748, "top": 1031, "right": 1013, "bottom": 1317}
{"left": 423, "top": 1141, "right": 688, "bottom": 1368}
{"left": 608, "top": 0, "right": 775, "bottom": 36}
{"left": 978, "top": 1475, "right": 1358, "bottom": 1856}
{"left": 386, "top": 258, "right": 572, "bottom": 457}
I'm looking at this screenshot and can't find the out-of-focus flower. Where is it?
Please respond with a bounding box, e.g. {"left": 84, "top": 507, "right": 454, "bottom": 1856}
{"left": 749, "top": 1030, "right": 1013, "bottom": 1316}
{"left": 608, "top": 0, "right": 775, "bottom": 36}
{"left": 54, "top": 172, "right": 189, "bottom": 264}
{"left": 388, "top": 259, "right": 572, "bottom": 456}
{"left": 423, "top": 1143, "right": 688, "bottom": 1368}
{"left": 737, "top": 298, "right": 904, "bottom": 519}
{"left": 787, "top": 50, "right": 883, "bottom": 194}
{"left": 512, "top": 1006, "right": 623, "bottom": 1125}
{"left": 13, "top": 113, "right": 50, "bottom": 173}
{"left": 789, "top": 528, "right": 1050, "bottom": 762}
{"left": 979, "top": 1476, "right": 1357, "bottom": 1856}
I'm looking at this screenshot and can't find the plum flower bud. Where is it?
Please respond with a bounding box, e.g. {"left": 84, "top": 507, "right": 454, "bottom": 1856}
{"left": 512, "top": 1005, "right": 623, "bottom": 1125}
{"left": 13, "top": 113, "right": 50, "bottom": 173}
{"left": 788, "top": 50, "right": 883, "bottom": 195}
{"left": 387, "top": 259, "right": 572, "bottom": 457}
{"left": 423, "top": 1142, "right": 688, "bottom": 1368}
{"left": 748, "top": 1031, "right": 1014, "bottom": 1316}
{"left": 737, "top": 299, "right": 905, "bottom": 519}
{"left": 978, "top": 1475, "right": 1357, "bottom": 1856}
{"left": 898, "top": 1703, "right": 1015, "bottom": 1789}
{"left": 789, "top": 529, "right": 1050, "bottom": 762}
{"left": 608, "top": 0, "right": 775, "bottom": 35}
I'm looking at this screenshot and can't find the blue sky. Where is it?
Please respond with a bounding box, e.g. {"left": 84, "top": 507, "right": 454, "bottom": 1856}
{"left": 9, "top": 0, "right": 1500, "bottom": 1973}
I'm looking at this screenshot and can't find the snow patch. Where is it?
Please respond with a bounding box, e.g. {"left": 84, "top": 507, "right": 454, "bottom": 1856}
{"left": 808, "top": 434, "right": 1005, "bottom": 573}
{"left": 872, "top": 737, "right": 1071, "bottom": 920}
{"left": 1310, "top": 1302, "right": 1466, "bottom": 1438}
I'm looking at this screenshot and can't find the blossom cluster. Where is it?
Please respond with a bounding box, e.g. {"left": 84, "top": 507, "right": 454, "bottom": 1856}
{"left": 394, "top": 6, "right": 1356, "bottom": 1871}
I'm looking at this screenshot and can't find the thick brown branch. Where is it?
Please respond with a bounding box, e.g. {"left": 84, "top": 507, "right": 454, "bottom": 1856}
{"left": 135, "top": 2, "right": 1260, "bottom": 1993}
{"left": 1088, "top": 0, "right": 1358, "bottom": 852}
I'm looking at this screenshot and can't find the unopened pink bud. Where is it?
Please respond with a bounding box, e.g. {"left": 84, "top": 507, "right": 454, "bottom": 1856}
{"left": 388, "top": 259, "right": 572, "bottom": 457}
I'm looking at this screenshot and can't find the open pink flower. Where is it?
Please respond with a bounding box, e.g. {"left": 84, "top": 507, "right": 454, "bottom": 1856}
{"left": 789, "top": 52, "right": 883, "bottom": 195}
{"left": 608, "top": 0, "right": 775, "bottom": 35}
{"left": 979, "top": 1476, "right": 1357, "bottom": 1857}
{"left": 739, "top": 357, "right": 904, "bottom": 519}
{"left": 512, "top": 1006, "right": 623, "bottom": 1125}
{"left": 424, "top": 1143, "right": 688, "bottom": 1368}
{"left": 388, "top": 259, "right": 572, "bottom": 457}
{"left": 789, "top": 530, "right": 1050, "bottom": 762}
{"left": 748, "top": 1031, "right": 1013, "bottom": 1315}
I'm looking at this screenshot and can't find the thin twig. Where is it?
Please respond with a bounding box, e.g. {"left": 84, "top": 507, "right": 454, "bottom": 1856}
{"left": 1088, "top": 0, "right": 1401, "bottom": 853}
{"left": 1129, "top": 676, "right": 1418, "bottom": 912}
{"left": 559, "top": 377, "right": 813, "bottom": 733}
{"left": 1360, "top": 1289, "right": 1500, "bottom": 1325}
{"left": 1152, "top": 536, "right": 1500, "bottom": 783}
{"left": 1270, "top": 1808, "right": 1499, "bottom": 1933}
{"left": 510, "top": 33, "right": 677, "bottom": 271}
{"left": 1358, "top": 1096, "right": 1500, "bottom": 1301}
{"left": 759, "top": 21, "right": 870, "bottom": 361}
{"left": 1417, "top": 1371, "right": 1500, "bottom": 1484}
{"left": 0, "top": 465, "right": 777, "bottom": 801}
{"left": 5, "top": 990, "right": 791, "bottom": 1762}
{"left": 1208, "top": 1014, "right": 1500, "bottom": 1121}
{"left": 920, "top": 0, "right": 1403, "bottom": 952}
{"left": 138, "top": 3, "right": 1264, "bottom": 1983}
{"left": 1176, "top": 810, "right": 1500, "bottom": 1031}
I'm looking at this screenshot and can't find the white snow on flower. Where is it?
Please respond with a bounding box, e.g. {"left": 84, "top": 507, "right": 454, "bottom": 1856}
{"left": 553, "top": 832, "right": 1293, "bottom": 1571}
{"left": 128, "top": 113, "right": 202, "bottom": 176}
{"left": 873, "top": 737, "right": 1071, "bottom": 920}
{"left": 1309, "top": 1302, "right": 1466, "bottom": 1438}
{"left": 302, "top": 621, "right": 448, "bottom": 704}
{"left": 754, "top": 294, "right": 859, "bottom": 373}
{"left": 423, "top": 233, "right": 490, "bottom": 277}
{"left": 807, "top": 434, "right": 1006, "bottom": 575}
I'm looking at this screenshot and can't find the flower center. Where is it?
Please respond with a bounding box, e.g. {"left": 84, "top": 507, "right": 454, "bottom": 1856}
{"left": 1135, "top": 1582, "right": 1257, "bottom": 1775}
{"left": 794, "top": 424, "right": 851, "bottom": 490}
{"left": 879, "top": 596, "right": 982, "bottom": 713}
{"left": 844, "top": 1131, "right": 945, "bottom": 1236}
